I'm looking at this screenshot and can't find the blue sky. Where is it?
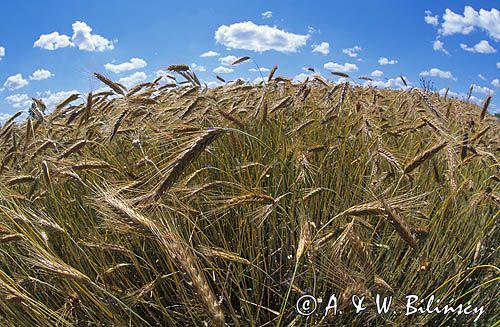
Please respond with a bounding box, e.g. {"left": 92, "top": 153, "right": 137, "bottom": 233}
{"left": 0, "top": 0, "right": 499, "bottom": 119}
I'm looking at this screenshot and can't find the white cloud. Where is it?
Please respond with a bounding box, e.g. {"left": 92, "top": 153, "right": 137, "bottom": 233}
{"left": 200, "top": 50, "right": 219, "bottom": 57}
{"left": 5, "top": 93, "right": 30, "bottom": 108}
{"left": 261, "top": 11, "right": 273, "bottom": 19}
{"left": 371, "top": 70, "right": 383, "bottom": 77}
{"left": 342, "top": 46, "right": 362, "bottom": 57}
{"left": 419, "top": 68, "right": 456, "bottom": 80}
{"left": 324, "top": 62, "right": 358, "bottom": 72}
{"left": 249, "top": 67, "right": 270, "bottom": 72}
{"left": 33, "top": 21, "right": 114, "bottom": 52}
{"left": 215, "top": 21, "right": 309, "bottom": 53}
{"left": 33, "top": 32, "right": 72, "bottom": 50}
{"left": 118, "top": 72, "right": 147, "bottom": 88}
{"left": 491, "top": 79, "right": 500, "bottom": 88}
{"left": 104, "top": 58, "right": 147, "bottom": 74}
{"left": 292, "top": 73, "right": 312, "bottom": 83}
{"left": 424, "top": 10, "right": 439, "bottom": 26}
{"left": 0, "top": 46, "right": 4, "bottom": 60}
{"left": 378, "top": 57, "right": 398, "bottom": 65}
{"left": 478, "top": 74, "right": 487, "bottom": 81}
{"left": 219, "top": 55, "right": 239, "bottom": 66}
{"left": 190, "top": 63, "right": 206, "bottom": 72}
{"left": 37, "top": 90, "right": 81, "bottom": 109}
{"left": 29, "top": 69, "right": 54, "bottom": 81}
{"left": 213, "top": 66, "right": 234, "bottom": 74}
{"left": 497, "top": 62, "right": 500, "bottom": 68}
{"left": 438, "top": 88, "right": 486, "bottom": 107}
{"left": 312, "top": 42, "right": 330, "bottom": 55}
{"left": 71, "top": 21, "right": 114, "bottom": 52}
{"left": 364, "top": 76, "right": 410, "bottom": 90}
{"left": 439, "top": 6, "right": 500, "bottom": 41}
{"left": 432, "top": 39, "right": 449, "bottom": 54}
{"left": 472, "top": 84, "right": 495, "bottom": 95}
{"left": 460, "top": 40, "right": 497, "bottom": 53}
{"left": 3, "top": 74, "right": 29, "bottom": 90}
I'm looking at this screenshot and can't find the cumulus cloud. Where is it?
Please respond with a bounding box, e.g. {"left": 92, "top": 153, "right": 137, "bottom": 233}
{"left": 491, "top": 79, "right": 500, "bottom": 88}
{"left": 34, "top": 21, "right": 114, "bottom": 52}
{"left": 342, "top": 46, "right": 362, "bottom": 57}
{"left": 419, "top": 68, "right": 456, "bottom": 80}
{"left": 460, "top": 40, "right": 497, "bottom": 53}
{"left": 364, "top": 76, "right": 411, "bottom": 90}
{"left": 371, "top": 70, "right": 383, "bottom": 77}
{"left": 472, "top": 84, "right": 495, "bottom": 95}
{"left": 190, "top": 63, "right": 206, "bottom": 72}
{"left": 215, "top": 21, "right": 309, "bottom": 53}
{"left": 261, "top": 11, "right": 272, "bottom": 19}
{"left": 200, "top": 50, "right": 219, "bottom": 57}
{"left": 312, "top": 42, "right": 330, "bottom": 55}
{"left": 0, "top": 46, "right": 4, "bottom": 60}
{"left": 219, "top": 55, "right": 239, "bottom": 66}
{"left": 29, "top": 69, "right": 54, "bottom": 81}
{"left": 213, "top": 66, "right": 234, "bottom": 74}
{"left": 249, "top": 67, "right": 270, "bottom": 72}
{"left": 118, "top": 72, "right": 147, "bottom": 88}
{"left": 439, "top": 6, "right": 500, "bottom": 41}
{"left": 3, "top": 74, "right": 29, "bottom": 90}
{"left": 433, "top": 40, "right": 449, "bottom": 54}
{"left": 5, "top": 93, "right": 31, "bottom": 108}
{"left": 33, "top": 32, "right": 72, "bottom": 50}
{"left": 438, "top": 88, "right": 487, "bottom": 108}
{"left": 424, "top": 10, "right": 439, "bottom": 26}
{"left": 323, "top": 62, "right": 358, "bottom": 72}
{"left": 37, "top": 90, "right": 81, "bottom": 109}
{"left": 378, "top": 57, "right": 398, "bottom": 65}
{"left": 105, "top": 58, "right": 147, "bottom": 74}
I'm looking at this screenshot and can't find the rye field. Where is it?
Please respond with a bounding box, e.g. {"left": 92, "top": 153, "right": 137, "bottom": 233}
{"left": 0, "top": 63, "right": 498, "bottom": 326}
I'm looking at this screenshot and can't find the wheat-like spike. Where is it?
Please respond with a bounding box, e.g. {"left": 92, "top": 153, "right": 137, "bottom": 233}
{"left": 480, "top": 95, "right": 491, "bottom": 121}
{"left": 57, "top": 140, "right": 87, "bottom": 159}
{"left": 217, "top": 109, "right": 244, "bottom": 129}
{"left": 377, "top": 147, "right": 402, "bottom": 171}
{"left": 267, "top": 65, "right": 278, "bottom": 82}
{"left": 7, "top": 175, "right": 35, "bottom": 186}
{"left": 414, "top": 88, "right": 446, "bottom": 120}
{"left": 269, "top": 96, "right": 291, "bottom": 114}
{"left": 153, "top": 128, "right": 227, "bottom": 199}
{"left": 159, "top": 231, "right": 225, "bottom": 327}
{"left": 379, "top": 197, "right": 418, "bottom": 249}
{"left": 94, "top": 73, "right": 125, "bottom": 95}
{"left": 110, "top": 109, "right": 129, "bottom": 141}
{"left": 404, "top": 141, "right": 447, "bottom": 174}
{"left": 198, "top": 246, "right": 251, "bottom": 265}
{"left": 28, "top": 249, "right": 91, "bottom": 283}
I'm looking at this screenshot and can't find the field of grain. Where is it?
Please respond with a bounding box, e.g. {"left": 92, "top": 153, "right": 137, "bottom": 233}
{"left": 0, "top": 62, "right": 498, "bottom": 326}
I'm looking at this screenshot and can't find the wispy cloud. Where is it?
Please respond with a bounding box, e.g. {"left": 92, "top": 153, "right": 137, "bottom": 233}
{"left": 261, "top": 11, "right": 272, "bottom": 19}
{"left": 342, "top": 46, "right": 362, "bottom": 57}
